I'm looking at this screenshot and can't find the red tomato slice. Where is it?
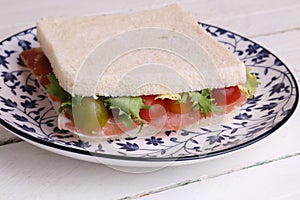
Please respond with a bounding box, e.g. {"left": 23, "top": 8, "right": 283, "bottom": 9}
{"left": 153, "top": 91, "right": 247, "bottom": 130}
{"left": 218, "top": 92, "right": 247, "bottom": 114}
{"left": 212, "top": 86, "right": 241, "bottom": 106}
{"left": 165, "top": 97, "right": 193, "bottom": 114}
{"left": 139, "top": 95, "right": 168, "bottom": 122}
{"left": 138, "top": 96, "right": 198, "bottom": 130}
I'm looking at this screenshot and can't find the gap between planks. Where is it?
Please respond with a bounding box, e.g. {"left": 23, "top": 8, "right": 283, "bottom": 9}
{"left": 249, "top": 26, "right": 300, "bottom": 38}
{"left": 118, "top": 151, "right": 300, "bottom": 200}
{"left": 0, "top": 137, "right": 22, "bottom": 146}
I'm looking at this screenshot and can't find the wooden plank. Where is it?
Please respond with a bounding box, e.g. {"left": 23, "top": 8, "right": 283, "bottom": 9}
{"left": 1, "top": 0, "right": 300, "bottom": 40}
{"left": 184, "top": 0, "right": 300, "bottom": 20}
{"left": 0, "top": 127, "right": 21, "bottom": 145}
{"left": 211, "top": 5, "right": 300, "bottom": 37}
{"left": 140, "top": 155, "right": 300, "bottom": 200}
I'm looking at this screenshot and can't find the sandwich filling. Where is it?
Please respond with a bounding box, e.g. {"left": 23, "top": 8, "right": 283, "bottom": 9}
{"left": 21, "top": 48, "right": 260, "bottom": 137}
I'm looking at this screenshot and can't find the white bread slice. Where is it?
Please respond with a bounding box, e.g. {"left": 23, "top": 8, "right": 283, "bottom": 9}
{"left": 37, "top": 4, "right": 246, "bottom": 97}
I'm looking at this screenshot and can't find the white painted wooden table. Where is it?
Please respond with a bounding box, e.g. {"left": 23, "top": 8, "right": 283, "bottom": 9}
{"left": 1, "top": 0, "right": 300, "bottom": 199}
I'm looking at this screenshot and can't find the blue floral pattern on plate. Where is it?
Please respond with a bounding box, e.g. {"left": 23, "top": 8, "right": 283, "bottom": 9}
{"left": 0, "top": 24, "right": 298, "bottom": 164}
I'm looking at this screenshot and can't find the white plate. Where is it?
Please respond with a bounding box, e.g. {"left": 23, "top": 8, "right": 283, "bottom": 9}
{"left": 0, "top": 24, "right": 298, "bottom": 167}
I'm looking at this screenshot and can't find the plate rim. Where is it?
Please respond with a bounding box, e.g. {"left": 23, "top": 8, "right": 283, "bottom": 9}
{"left": 0, "top": 23, "right": 299, "bottom": 163}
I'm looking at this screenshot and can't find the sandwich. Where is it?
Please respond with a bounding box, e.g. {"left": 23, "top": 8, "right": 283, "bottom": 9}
{"left": 20, "top": 4, "right": 259, "bottom": 138}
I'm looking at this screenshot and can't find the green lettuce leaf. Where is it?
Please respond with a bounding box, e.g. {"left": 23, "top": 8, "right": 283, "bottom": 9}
{"left": 58, "top": 100, "right": 72, "bottom": 113}
{"left": 188, "top": 90, "right": 223, "bottom": 117}
{"left": 103, "top": 96, "right": 151, "bottom": 130}
{"left": 45, "top": 74, "right": 71, "bottom": 103}
{"left": 238, "top": 68, "right": 260, "bottom": 98}
{"left": 57, "top": 96, "right": 83, "bottom": 113}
